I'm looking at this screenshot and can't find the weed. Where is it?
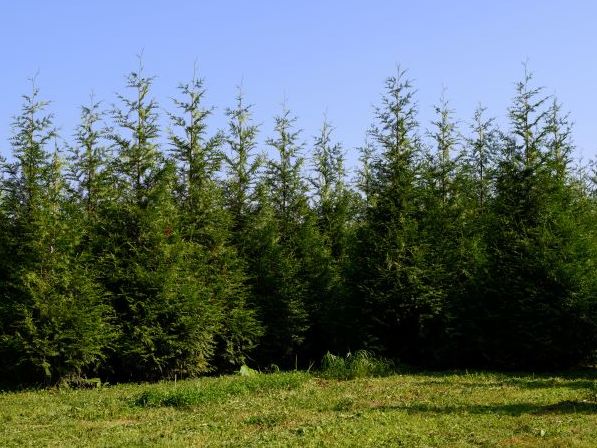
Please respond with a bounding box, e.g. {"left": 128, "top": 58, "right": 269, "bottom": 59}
{"left": 319, "top": 350, "right": 395, "bottom": 380}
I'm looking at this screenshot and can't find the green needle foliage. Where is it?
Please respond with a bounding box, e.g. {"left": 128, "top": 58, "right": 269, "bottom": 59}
{"left": 247, "top": 107, "right": 312, "bottom": 366}
{"left": 223, "top": 87, "right": 262, "bottom": 249}
{"left": 169, "top": 74, "right": 261, "bottom": 371}
{"left": 310, "top": 119, "right": 355, "bottom": 353}
{"left": 98, "top": 64, "right": 226, "bottom": 380}
{"left": 0, "top": 84, "right": 113, "bottom": 385}
{"left": 349, "top": 68, "right": 429, "bottom": 360}
{"left": 0, "top": 63, "right": 596, "bottom": 387}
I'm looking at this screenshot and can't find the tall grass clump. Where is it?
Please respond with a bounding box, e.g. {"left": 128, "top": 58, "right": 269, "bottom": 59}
{"left": 319, "top": 350, "right": 395, "bottom": 380}
{"left": 134, "top": 372, "right": 308, "bottom": 408}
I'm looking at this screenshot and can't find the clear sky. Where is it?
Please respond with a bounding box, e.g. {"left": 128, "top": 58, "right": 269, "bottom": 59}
{"left": 1, "top": 1, "right": 596, "bottom": 168}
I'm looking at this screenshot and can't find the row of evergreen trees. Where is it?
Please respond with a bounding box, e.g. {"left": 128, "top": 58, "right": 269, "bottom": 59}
{"left": 1, "top": 64, "right": 596, "bottom": 386}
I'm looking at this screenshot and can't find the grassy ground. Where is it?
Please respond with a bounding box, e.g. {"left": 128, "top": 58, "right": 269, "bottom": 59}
{"left": 1, "top": 370, "right": 597, "bottom": 447}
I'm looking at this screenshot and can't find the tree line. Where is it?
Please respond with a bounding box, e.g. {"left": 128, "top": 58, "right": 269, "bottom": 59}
{"left": 1, "top": 64, "right": 596, "bottom": 386}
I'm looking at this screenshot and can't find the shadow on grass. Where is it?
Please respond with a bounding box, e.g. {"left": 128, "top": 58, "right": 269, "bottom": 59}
{"left": 414, "top": 378, "right": 597, "bottom": 391}
{"left": 395, "top": 366, "right": 597, "bottom": 392}
{"left": 403, "top": 367, "right": 597, "bottom": 382}
{"left": 371, "top": 400, "right": 597, "bottom": 416}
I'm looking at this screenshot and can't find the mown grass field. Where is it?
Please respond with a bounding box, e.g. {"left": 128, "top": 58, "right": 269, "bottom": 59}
{"left": 1, "top": 370, "right": 597, "bottom": 447}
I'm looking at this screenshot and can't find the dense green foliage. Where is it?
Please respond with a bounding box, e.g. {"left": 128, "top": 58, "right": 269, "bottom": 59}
{"left": 1, "top": 65, "right": 596, "bottom": 385}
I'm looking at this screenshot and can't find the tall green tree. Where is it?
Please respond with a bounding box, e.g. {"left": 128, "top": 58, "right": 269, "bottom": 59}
{"left": 311, "top": 119, "right": 352, "bottom": 260}
{"left": 415, "top": 94, "right": 470, "bottom": 362}
{"left": 223, "top": 87, "right": 262, "bottom": 252}
{"left": 246, "top": 107, "right": 332, "bottom": 365}
{"left": 469, "top": 72, "right": 597, "bottom": 368}
{"left": 97, "top": 65, "right": 224, "bottom": 380}
{"left": 0, "top": 84, "right": 112, "bottom": 385}
{"left": 250, "top": 108, "right": 310, "bottom": 365}
{"left": 169, "top": 75, "right": 262, "bottom": 370}
{"left": 465, "top": 106, "right": 500, "bottom": 210}
{"left": 427, "top": 93, "right": 459, "bottom": 203}
{"left": 309, "top": 118, "right": 355, "bottom": 352}
{"left": 349, "top": 69, "right": 429, "bottom": 360}
{"left": 67, "top": 97, "right": 112, "bottom": 216}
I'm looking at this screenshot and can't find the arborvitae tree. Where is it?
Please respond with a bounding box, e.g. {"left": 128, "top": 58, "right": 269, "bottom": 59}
{"left": 67, "top": 98, "right": 114, "bottom": 280}
{"left": 246, "top": 106, "right": 331, "bottom": 366}
{"left": 0, "top": 85, "right": 112, "bottom": 386}
{"left": 508, "top": 67, "right": 549, "bottom": 167}
{"left": 100, "top": 65, "right": 164, "bottom": 379}
{"left": 249, "top": 107, "right": 309, "bottom": 365}
{"left": 470, "top": 73, "right": 597, "bottom": 368}
{"left": 349, "top": 69, "right": 429, "bottom": 360}
{"left": 341, "top": 139, "right": 377, "bottom": 350}
{"left": 309, "top": 119, "right": 355, "bottom": 351}
{"left": 67, "top": 97, "right": 111, "bottom": 216}
{"left": 264, "top": 108, "right": 308, "bottom": 238}
{"left": 311, "top": 119, "right": 352, "bottom": 260}
{"left": 169, "top": 74, "right": 221, "bottom": 219}
{"left": 438, "top": 106, "right": 501, "bottom": 365}
{"left": 427, "top": 93, "right": 459, "bottom": 203}
{"left": 223, "top": 87, "right": 262, "bottom": 252}
{"left": 98, "top": 65, "right": 226, "bottom": 379}
{"left": 465, "top": 106, "right": 499, "bottom": 209}
{"left": 169, "top": 75, "right": 261, "bottom": 370}
{"left": 414, "top": 94, "right": 468, "bottom": 362}
{"left": 0, "top": 86, "right": 53, "bottom": 338}
{"left": 356, "top": 139, "right": 375, "bottom": 208}
{"left": 545, "top": 98, "right": 573, "bottom": 181}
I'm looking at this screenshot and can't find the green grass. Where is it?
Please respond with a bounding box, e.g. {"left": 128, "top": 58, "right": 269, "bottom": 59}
{"left": 319, "top": 350, "right": 395, "bottom": 380}
{"left": 2, "top": 370, "right": 597, "bottom": 447}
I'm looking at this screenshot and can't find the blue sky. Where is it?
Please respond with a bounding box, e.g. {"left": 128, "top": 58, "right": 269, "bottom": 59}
{"left": 1, "top": 1, "right": 596, "bottom": 168}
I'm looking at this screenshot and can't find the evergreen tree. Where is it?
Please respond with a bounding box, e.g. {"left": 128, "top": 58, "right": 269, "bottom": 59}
{"left": 471, "top": 72, "right": 597, "bottom": 368}
{"left": 416, "top": 94, "right": 468, "bottom": 362}
{"left": 465, "top": 105, "right": 500, "bottom": 209}
{"left": 223, "top": 87, "right": 262, "bottom": 253}
{"left": 0, "top": 84, "right": 112, "bottom": 385}
{"left": 427, "top": 93, "right": 459, "bottom": 203}
{"left": 507, "top": 67, "right": 550, "bottom": 167}
{"left": 349, "top": 69, "right": 428, "bottom": 360}
{"left": 247, "top": 106, "right": 331, "bottom": 366}
{"left": 545, "top": 98, "right": 573, "bottom": 181}
{"left": 311, "top": 118, "right": 352, "bottom": 261}
{"left": 250, "top": 107, "right": 309, "bottom": 365}
{"left": 310, "top": 118, "right": 355, "bottom": 351}
{"left": 169, "top": 75, "right": 261, "bottom": 370}
{"left": 441, "top": 106, "right": 501, "bottom": 365}
{"left": 67, "top": 97, "right": 111, "bottom": 216}
{"left": 98, "top": 64, "right": 226, "bottom": 379}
